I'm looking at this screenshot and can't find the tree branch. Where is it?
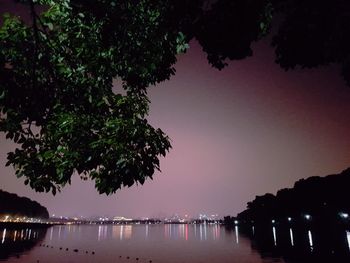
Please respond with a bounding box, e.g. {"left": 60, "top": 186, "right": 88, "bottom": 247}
{"left": 29, "top": 0, "right": 39, "bottom": 92}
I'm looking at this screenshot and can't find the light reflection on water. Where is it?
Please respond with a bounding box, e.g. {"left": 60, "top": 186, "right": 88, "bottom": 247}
{"left": 1, "top": 224, "right": 350, "bottom": 263}
{"left": 289, "top": 228, "right": 294, "bottom": 246}
{"left": 145, "top": 224, "right": 149, "bottom": 239}
{"left": 2, "top": 229, "right": 6, "bottom": 244}
{"left": 12, "top": 231, "right": 16, "bottom": 242}
{"left": 97, "top": 225, "right": 107, "bottom": 241}
{"left": 308, "top": 230, "right": 313, "bottom": 251}
{"left": 213, "top": 224, "right": 220, "bottom": 240}
{"left": 1, "top": 224, "right": 280, "bottom": 263}
{"left": 0, "top": 226, "right": 46, "bottom": 262}
{"left": 272, "top": 226, "right": 277, "bottom": 246}
{"left": 235, "top": 225, "right": 239, "bottom": 244}
{"left": 1, "top": 228, "right": 43, "bottom": 245}
{"left": 49, "top": 227, "right": 53, "bottom": 241}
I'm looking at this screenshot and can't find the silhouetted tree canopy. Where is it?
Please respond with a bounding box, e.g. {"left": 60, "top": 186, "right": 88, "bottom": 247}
{"left": 237, "top": 168, "right": 350, "bottom": 222}
{"left": 1, "top": 0, "right": 349, "bottom": 195}
{"left": 0, "top": 189, "right": 49, "bottom": 218}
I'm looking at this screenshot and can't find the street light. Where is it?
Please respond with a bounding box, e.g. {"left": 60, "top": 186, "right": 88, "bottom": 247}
{"left": 304, "top": 214, "right": 311, "bottom": 220}
{"left": 339, "top": 212, "right": 349, "bottom": 219}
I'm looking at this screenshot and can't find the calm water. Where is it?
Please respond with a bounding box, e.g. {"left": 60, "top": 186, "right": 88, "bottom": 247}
{"left": 1, "top": 224, "right": 283, "bottom": 263}
{"left": 1, "top": 224, "right": 350, "bottom": 262}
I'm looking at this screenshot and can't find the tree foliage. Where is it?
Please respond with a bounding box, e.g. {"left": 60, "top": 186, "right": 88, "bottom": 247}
{"left": 1, "top": 0, "right": 349, "bottom": 195}
{"left": 271, "top": 0, "right": 350, "bottom": 85}
{"left": 238, "top": 167, "right": 350, "bottom": 222}
{"left": 0, "top": 0, "right": 182, "bottom": 194}
{"left": 0, "top": 189, "right": 49, "bottom": 218}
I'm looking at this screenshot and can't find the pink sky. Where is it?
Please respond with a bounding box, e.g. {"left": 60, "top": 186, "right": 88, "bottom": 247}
{"left": 1, "top": 10, "right": 350, "bottom": 218}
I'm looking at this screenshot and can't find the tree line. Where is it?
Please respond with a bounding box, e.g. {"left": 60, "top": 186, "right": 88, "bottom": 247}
{"left": 0, "top": 189, "right": 49, "bottom": 218}
{"left": 236, "top": 167, "right": 350, "bottom": 223}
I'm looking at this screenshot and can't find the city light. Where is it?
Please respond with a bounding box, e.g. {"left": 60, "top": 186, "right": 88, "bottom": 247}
{"left": 287, "top": 217, "right": 292, "bottom": 222}
{"left": 304, "top": 214, "right": 311, "bottom": 220}
{"left": 339, "top": 212, "right": 349, "bottom": 219}
{"left": 0, "top": 213, "right": 219, "bottom": 226}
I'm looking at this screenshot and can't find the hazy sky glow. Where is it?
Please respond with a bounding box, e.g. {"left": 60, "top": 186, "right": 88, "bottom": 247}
{"left": 1, "top": 2, "right": 350, "bottom": 218}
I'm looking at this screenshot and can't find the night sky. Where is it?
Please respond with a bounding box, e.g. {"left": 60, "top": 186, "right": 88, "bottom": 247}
{"left": 1, "top": 1, "right": 350, "bottom": 219}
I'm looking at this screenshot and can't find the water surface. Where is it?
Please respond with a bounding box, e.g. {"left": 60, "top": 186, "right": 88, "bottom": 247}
{"left": 1, "top": 224, "right": 284, "bottom": 263}
{"left": 1, "top": 223, "right": 350, "bottom": 262}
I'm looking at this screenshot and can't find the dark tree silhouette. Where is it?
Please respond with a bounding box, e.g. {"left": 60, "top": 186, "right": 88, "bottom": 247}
{"left": 237, "top": 168, "right": 350, "bottom": 222}
{"left": 0, "top": 189, "right": 49, "bottom": 218}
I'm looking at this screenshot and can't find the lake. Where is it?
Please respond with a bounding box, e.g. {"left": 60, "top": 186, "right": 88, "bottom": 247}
{"left": 1, "top": 223, "right": 350, "bottom": 262}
